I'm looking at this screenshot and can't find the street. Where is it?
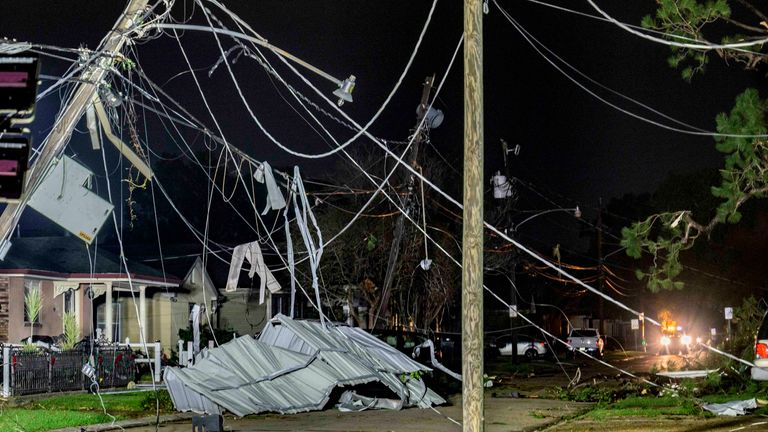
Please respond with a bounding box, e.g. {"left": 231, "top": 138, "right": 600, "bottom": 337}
{"left": 67, "top": 351, "right": 768, "bottom": 432}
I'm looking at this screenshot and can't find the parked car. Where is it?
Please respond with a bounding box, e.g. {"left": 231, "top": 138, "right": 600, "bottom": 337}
{"left": 752, "top": 311, "right": 768, "bottom": 380}
{"left": 566, "top": 328, "right": 604, "bottom": 358}
{"left": 494, "top": 335, "right": 547, "bottom": 359}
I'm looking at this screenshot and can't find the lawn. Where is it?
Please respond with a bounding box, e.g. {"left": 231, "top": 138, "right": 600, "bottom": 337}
{"left": 584, "top": 395, "right": 704, "bottom": 420}
{"left": 0, "top": 391, "right": 174, "bottom": 432}
{"left": 0, "top": 409, "right": 121, "bottom": 432}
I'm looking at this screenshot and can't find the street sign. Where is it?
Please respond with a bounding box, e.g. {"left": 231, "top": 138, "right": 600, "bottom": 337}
{"left": 508, "top": 304, "right": 517, "bottom": 318}
{"left": 724, "top": 307, "right": 733, "bottom": 320}
{"left": 711, "top": 328, "right": 717, "bottom": 336}
{"left": 631, "top": 319, "right": 639, "bottom": 330}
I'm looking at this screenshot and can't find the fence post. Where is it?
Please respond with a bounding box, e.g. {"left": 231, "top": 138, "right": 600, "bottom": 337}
{"left": 177, "top": 340, "right": 183, "bottom": 366}
{"left": 154, "top": 342, "right": 161, "bottom": 383}
{"left": 47, "top": 352, "right": 52, "bottom": 393}
{"left": 186, "top": 341, "right": 193, "bottom": 367}
{"left": 2, "top": 346, "right": 9, "bottom": 397}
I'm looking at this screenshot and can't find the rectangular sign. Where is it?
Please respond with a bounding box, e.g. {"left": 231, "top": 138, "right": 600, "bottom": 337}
{"left": 725, "top": 307, "right": 733, "bottom": 320}
{"left": 631, "top": 319, "right": 639, "bottom": 330}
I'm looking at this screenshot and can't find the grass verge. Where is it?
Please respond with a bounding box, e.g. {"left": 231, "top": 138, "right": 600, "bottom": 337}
{"left": 0, "top": 390, "right": 174, "bottom": 431}
{"left": 584, "top": 395, "right": 704, "bottom": 420}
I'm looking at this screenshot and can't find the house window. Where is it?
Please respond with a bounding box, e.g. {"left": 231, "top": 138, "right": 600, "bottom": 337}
{"left": 23, "top": 280, "right": 41, "bottom": 324}
{"left": 63, "top": 289, "right": 75, "bottom": 314}
{"left": 96, "top": 302, "right": 121, "bottom": 341}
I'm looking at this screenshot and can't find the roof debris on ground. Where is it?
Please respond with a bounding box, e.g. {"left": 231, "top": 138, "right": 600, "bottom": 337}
{"left": 164, "top": 314, "right": 445, "bottom": 417}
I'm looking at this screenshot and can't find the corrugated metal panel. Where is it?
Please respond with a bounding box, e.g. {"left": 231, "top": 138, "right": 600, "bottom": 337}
{"left": 27, "top": 156, "right": 113, "bottom": 244}
{"left": 164, "top": 368, "right": 221, "bottom": 415}
{"left": 166, "top": 316, "right": 445, "bottom": 417}
{"left": 260, "top": 314, "right": 432, "bottom": 373}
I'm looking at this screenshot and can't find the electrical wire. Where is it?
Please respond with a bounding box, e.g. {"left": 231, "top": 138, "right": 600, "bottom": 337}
{"left": 494, "top": 1, "right": 768, "bottom": 139}
{"left": 585, "top": 0, "right": 768, "bottom": 50}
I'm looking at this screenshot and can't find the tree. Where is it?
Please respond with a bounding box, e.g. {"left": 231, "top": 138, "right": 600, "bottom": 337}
{"left": 300, "top": 146, "right": 460, "bottom": 332}
{"left": 641, "top": 0, "right": 768, "bottom": 81}
{"left": 622, "top": 0, "right": 768, "bottom": 291}
{"left": 24, "top": 285, "right": 42, "bottom": 352}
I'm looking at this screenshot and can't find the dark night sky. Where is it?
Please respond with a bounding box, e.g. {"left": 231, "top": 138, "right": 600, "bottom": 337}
{"left": 1, "top": 1, "right": 763, "bottom": 255}
{"left": 5, "top": 1, "right": 759, "bottom": 192}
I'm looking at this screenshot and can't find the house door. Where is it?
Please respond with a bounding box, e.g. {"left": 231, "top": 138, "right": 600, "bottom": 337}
{"left": 96, "top": 302, "right": 121, "bottom": 342}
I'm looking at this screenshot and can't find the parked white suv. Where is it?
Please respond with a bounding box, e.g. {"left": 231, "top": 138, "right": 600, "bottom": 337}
{"left": 495, "top": 335, "right": 547, "bottom": 359}
{"left": 566, "top": 328, "right": 604, "bottom": 358}
{"left": 752, "top": 312, "right": 768, "bottom": 380}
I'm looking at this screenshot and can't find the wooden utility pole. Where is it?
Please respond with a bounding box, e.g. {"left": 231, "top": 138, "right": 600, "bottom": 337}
{"left": 597, "top": 198, "right": 604, "bottom": 335}
{"left": 463, "top": 0, "right": 484, "bottom": 430}
{"left": 376, "top": 75, "right": 435, "bottom": 328}
{"left": 0, "top": 0, "right": 149, "bottom": 247}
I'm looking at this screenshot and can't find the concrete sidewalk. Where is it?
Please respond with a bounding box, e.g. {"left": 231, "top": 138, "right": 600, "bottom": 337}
{"left": 72, "top": 395, "right": 592, "bottom": 432}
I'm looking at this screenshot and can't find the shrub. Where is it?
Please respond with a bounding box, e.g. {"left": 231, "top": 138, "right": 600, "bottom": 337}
{"left": 61, "top": 312, "right": 81, "bottom": 350}
{"left": 140, "top": 390, "right": 175, "bottom": 412}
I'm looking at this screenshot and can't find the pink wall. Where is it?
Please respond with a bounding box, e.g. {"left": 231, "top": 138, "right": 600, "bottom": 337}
{"left": 9, "top": 277, "right": 63, "bottom": 343}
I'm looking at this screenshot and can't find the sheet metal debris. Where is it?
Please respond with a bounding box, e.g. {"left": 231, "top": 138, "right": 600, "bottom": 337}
{"left": 656, "top": 370, "right": 718, "bottom": 379}
{"left": 702, "top": 398, "right": 757, "bottom": 416}
{"left": 165, "top": 314, "right": 445, "bottom": 416}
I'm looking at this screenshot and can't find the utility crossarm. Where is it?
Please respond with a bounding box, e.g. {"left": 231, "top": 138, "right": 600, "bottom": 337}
{"left": 93, "top": 94, "right": 154, "bottom": 180}
{"left": 0, "top": 0, "right": 150, "bottom": 252}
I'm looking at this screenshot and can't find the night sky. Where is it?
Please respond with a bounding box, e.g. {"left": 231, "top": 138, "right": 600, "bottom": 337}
{"left": 1, "top": 0, "right": 765, "bottom": 314}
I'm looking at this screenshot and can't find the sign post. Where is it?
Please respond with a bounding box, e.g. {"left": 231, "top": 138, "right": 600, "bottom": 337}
{"left": 725, "top": 307, "right": 733, "bottom": 351}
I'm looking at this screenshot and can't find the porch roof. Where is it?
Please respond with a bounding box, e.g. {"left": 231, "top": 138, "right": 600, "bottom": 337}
{"left": 0, "top": 237, "right": 181, "bottom": 287}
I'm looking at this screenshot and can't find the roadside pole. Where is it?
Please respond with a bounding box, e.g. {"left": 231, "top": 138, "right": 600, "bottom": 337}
{"left": 463, "top": 0, "right": 484, "bottom": 431}
{"left": 377, "top": 75, "right": 435, "bottom": 326}
{"left": 0, "top": 0, "right": 149, "bottom": 246}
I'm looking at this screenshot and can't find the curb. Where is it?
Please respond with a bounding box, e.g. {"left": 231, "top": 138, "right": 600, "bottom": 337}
{"left": 49, "top": 413, "right": 196, "bottom": 432}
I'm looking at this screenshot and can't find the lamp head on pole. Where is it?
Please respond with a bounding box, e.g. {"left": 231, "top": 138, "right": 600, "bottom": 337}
{"left": 574, "top": 206, "right": 582, "bottom": 219}
{"left": 333, "top": 75, "right": 356, "bottom": 106}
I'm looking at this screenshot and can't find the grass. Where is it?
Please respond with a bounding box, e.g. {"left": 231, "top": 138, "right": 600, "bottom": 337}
{"left": 585, "top": 396, "right": 704, "bottom": 420}
{"left": 32, "top": 392, "right": 149, "bottom": 412}
{"left": 0, "top": 391, "right": 174, "bottom": 431}
{"left": 0, "top": 409, "right": 121, "bottom": 432}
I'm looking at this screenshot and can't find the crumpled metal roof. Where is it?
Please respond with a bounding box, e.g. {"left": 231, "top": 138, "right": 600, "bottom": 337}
{"left": 259, "top": 314, "right": 430, "bottom": 374}
{"left": 165, "top": 315, "right": 445, "bottom": 416}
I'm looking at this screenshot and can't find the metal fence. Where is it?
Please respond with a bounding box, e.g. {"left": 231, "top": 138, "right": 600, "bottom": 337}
{"left": 1, "top": 346, "right": 136, "bottom": 396}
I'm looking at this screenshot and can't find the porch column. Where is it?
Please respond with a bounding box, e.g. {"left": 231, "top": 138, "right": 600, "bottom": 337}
{"left": 139, "top": 285, "right": 147, "bottom": 343}
{"left": 105, "top": 282, "right": 113, "bottom": 342}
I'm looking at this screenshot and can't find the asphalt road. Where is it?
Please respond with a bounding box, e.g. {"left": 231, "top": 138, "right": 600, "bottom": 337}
{"left": 78, "top": 350, "right": 764, "bottom": 432}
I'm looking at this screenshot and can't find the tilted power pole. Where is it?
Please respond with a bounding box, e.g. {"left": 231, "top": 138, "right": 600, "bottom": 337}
{"left": 375, "top": 75, "right": 435, "bottom": 328}
{"left": 0, "top": 0, "right": 150, "bottom": 249}
{"left": 463, "top": 0, "right": 484, "bottom": 430}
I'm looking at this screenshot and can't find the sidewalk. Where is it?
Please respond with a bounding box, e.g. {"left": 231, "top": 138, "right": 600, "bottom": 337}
{"left": 73, "top": 395, "right": 593, "bottom": 432}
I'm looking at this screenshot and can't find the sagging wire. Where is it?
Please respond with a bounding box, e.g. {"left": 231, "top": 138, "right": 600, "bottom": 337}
{"left": 84, "top": 243, "right": 122, "bottom": 430}
{"left": 494, "top": 0, "right": 768, "bottom": 139}
{"left": 183, "top": 0, "right": 437, "bottom": 158}
{"left": 98, "top": 120, "right": 161, "bottom": 427}
{"left": 585, "top": 0, "right": 768, "bottom": 50}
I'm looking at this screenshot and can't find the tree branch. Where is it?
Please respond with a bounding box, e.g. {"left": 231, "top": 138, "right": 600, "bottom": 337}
{"left": 736, "top": 0, "right": 768, "bottom": 23}
{"left": 722, "top": 16, "right": 767, "bottom": 34}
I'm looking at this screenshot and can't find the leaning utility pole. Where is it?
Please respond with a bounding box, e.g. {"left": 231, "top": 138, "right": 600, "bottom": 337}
{"left": 0, "top": 0, "right": 149, "bottom": 248}
{"left": 376, "top": 74, "right": 435, "bottom": 328}
{"left": 463, "top": 0, "right": 484, "bottom": 431}
{"left": 597, "top": 198, "right": 604, "bottom": 335}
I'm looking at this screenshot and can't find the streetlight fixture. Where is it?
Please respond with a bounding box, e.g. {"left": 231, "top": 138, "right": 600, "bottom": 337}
{"left": 512, "top": 206, "right": 581, "bottom": 232}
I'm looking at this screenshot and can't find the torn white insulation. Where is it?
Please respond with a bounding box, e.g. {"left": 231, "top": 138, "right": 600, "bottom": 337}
{"left": 85, "top": 104, "right": 101, "bottom": 150}
{"left": 254, "top": 160, "right": 286, "bottom": 214}
{"left": 413, "top": 339, "right": 461, "bottom": 381}
{"left": 225, "top": 241, "right": 280, "bottom": 303}
{"left": 290, "top": 167, "right": 325, "bottom": 325}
